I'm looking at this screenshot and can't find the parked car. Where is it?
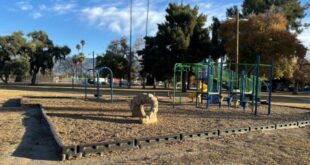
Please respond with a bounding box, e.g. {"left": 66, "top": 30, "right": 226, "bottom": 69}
{"left": 304, "top": 86, "right": 310, "bottom": 91}
{"left": 86, "top": 78, "right": 109, "bottom": 85}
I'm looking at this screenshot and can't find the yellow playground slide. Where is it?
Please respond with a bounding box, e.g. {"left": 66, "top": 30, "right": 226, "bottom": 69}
{"left": 188, "top": 80, "right": 208, "bottom": 100}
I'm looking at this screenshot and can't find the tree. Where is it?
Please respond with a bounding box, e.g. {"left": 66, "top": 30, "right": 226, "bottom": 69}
{"left": 226, "top": 5, "right": 242, "bottom": 18}
{"left": 11, "top": 55, "right": 30, "bottom": 82}
{"left": 0, "top": 32, "right": 28, "bottom": 83}
{"left": 210, "top": 17, "right": 226, "bottom": 60}
{"left": 24, "top": 31, "right": 71, "bottom": 85}
{"left": 74, "top": 41, "right": 85, "bottom": 78}
{"left": 59, "top": 56, "right": 76, "bottom": 76}
{"left": 72, "top": 55, "right": 79, "bottom": 78}
{"left": 80, "top": 40, "right": 85, "bottom": 52}
{"left": 219, "top": 12, "right": 307, "bottom": 79}
{"left": 79, "top": 53, "right": 85, "bottom": 77}
{"left": 79, "top": 40, "right": 86, "bottom": 78}
{"left": 241, "top": 0, "right": 310, "bottom": 33}
{"left": 292, "top": 57, "right": 310, "bottom": 94}
{"left": 96, "top": 53, "right": 128, "bottom": 86}
{"left": 96, "top": 38, "right": 129, "bottom": 87}
{"left": 76, "top": 44, "right": 81, "bottom": 53}
{"left": 139, "top": 3, "right": 212, "bottom": 89}
{"left": 132, "top": 37, "right": 144, "bottom": 82}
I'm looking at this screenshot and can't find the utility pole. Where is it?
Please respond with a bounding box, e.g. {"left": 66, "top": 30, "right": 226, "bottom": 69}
{"left": 142, "top": 0, "right": 149, "bottom": 89}
{"left": 128, "top": 0, "right": 133, "bottom": 89}
{"left": 92, "top": 51, "right": 95, "bottom": 86}
{"left": 146, "top": 0, "right": 149, "bottom": 37}
{"left": 236, "top": 8, "right": 239, "bottom": 89}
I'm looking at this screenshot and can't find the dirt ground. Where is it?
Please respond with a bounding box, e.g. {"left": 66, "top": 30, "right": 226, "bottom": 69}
{"left": 22, "top": 97, "right": 310, "bottom": 145}
{"left": 0, "top": 84, "right": 310, "bottom": 164}
{"left": 0, "top": 108, "right": 24, "bottom": 160}
{"left": 0, "top": 107, "right": 310, "bottom": 165}
{"left": 0, "top": 107, "right": 59, "bottom": 165}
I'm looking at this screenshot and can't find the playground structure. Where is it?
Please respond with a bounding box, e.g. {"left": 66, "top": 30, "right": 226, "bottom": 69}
{"left": 173, "top": 55, "right": 273, "bottom": 115}
{"left": 84, "top": 66, "right": 114, "bottom": 103}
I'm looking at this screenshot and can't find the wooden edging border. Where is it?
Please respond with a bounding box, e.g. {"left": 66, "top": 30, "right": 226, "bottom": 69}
{"left": 21, "top": 99, "right": 310, "bottom": 161}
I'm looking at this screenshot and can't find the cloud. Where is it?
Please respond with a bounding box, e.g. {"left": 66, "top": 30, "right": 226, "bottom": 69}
{"left": 81, "top": 2, "right": 165, "bottom": 36}
{"left": 299, "top": 29, "right": 310, "bottom": 47}
{"left": 52, "top": 3, "right": 76, "bottom": 14}
{"left": 14, "top": 1, "right": 76, "bottom": 19}
{"left": 16, "top": 1, "right": 33, "bottom": 11}
{"left": 298, "top": 28, "right": 310, "bottom": 57}
{"left": 31, "top": 12, "right": 42, "bottom": 19}
{"left": 80, "top": 0, "right": 240, "bottom": 36}
{"left": 298, "top": 17, "right": 310, "bottom": 57}
{"left": 39, "top": 4, "right": 47, "bottom": 11}
{"left": 195, "top": 1, "right": 242, "bottom": 26}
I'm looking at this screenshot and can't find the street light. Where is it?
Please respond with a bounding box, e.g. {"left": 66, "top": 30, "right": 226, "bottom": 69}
{"left": 228, "top": 8, "right": 248, "bottom": 90}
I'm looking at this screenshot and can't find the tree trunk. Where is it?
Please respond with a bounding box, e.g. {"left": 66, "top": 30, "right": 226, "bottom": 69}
{"left": 81, "top": 63, "right": 83, "bottom": 81}
{"left": 182, "top": 71, "right": 187, "bottom": 92}
{"left": 187, "top": 71, "right": 191, "bottom": 90}
{"left": 153, "top": 77, "right": 156, "bottom": 89}
{"left": 15, "top": 75, "right": 22, "bottom": 82}
{"left": 293, "top": 81, "right": 299, "bottom": 95}
{"left": 31, "top": 69, "right": 39, "bottom": 85}
{"left": 0, "top": 75, "right": 9, "bottom": 84}
{"left": 300, "top": 83, "right": 305, "bottom": 92}
{"left": 119, "top": 78, "right": 122, "bottom": 87}
{"left": 142, "top": 76, "right": 146, "bottom": 89}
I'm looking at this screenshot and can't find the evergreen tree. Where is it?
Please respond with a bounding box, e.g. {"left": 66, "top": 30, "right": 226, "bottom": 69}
{"left": 238, "top": 0, "right": 309, "bottom": 33}
{"left": 139, "top": 3, "right": 212, "bottom": 88}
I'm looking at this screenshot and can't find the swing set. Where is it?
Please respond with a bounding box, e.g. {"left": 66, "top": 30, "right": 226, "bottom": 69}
{"left": 84, "top": 66, "right": 114, "bottom": 103}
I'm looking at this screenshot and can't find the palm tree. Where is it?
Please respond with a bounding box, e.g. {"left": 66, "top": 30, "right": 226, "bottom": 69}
{"left": 79, "top": 40, "right": 86, "bottom": 79}
{"left": 72, "top": 55, "right": 79, "bottom": 88}
{"left": 76, "top": 44, "right": 81, "bottom": 53}
{"left": 80, "top": 40, "right": 85, "bottom": 52}
{"left": 77, "top": 53, "right": 85, "bottom": 79}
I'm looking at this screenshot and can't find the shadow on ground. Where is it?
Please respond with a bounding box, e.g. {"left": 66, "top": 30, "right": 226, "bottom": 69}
{"left": 12, "top": 106, "right": 59, "bottom": 161}
{"left": 0, "top": 84, "right": 171, "bottom": 97}
{"left": 2, "top": 98, "right": 21, "bottom": 108}
{"left": 45, "top": 104, "right": 310, "bottom": 124}
{"left": 47, "top": 113, "right": 141, "bottom": 124}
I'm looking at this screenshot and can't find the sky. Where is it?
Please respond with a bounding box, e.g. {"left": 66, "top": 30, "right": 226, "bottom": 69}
{"left": 0, "top": 0, "right": 309, "bottom": 57}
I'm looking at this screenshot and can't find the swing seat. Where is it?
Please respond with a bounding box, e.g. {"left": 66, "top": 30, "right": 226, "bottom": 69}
{"left": 226, "top": 97, "right": 233, "bottom": 107}
{"left": 240, "top": 100, "right": 249, "bottom": 110}
{"left": 94, "top": 93, "right": 102, "bottom": 97}
{"left": 232, "top": 99, "right": 240, "bottom": 108}
{"left": 249, "top": 102, "right": 261, "bottom": 112}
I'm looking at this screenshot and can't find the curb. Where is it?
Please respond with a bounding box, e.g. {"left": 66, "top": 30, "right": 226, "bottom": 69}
{"left": 135, "top": 134, "right": 180, "bottom": 146}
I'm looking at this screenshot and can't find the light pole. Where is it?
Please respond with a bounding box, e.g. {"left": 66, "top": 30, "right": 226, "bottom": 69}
{"left": 128, "top": 0, "right": 133, "bottom": 89}
{"left": 236, "top": 8, "right": 239, "bottom": 89}
{"left": 228, "top": 8, "right": 247, "bottom": 89}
